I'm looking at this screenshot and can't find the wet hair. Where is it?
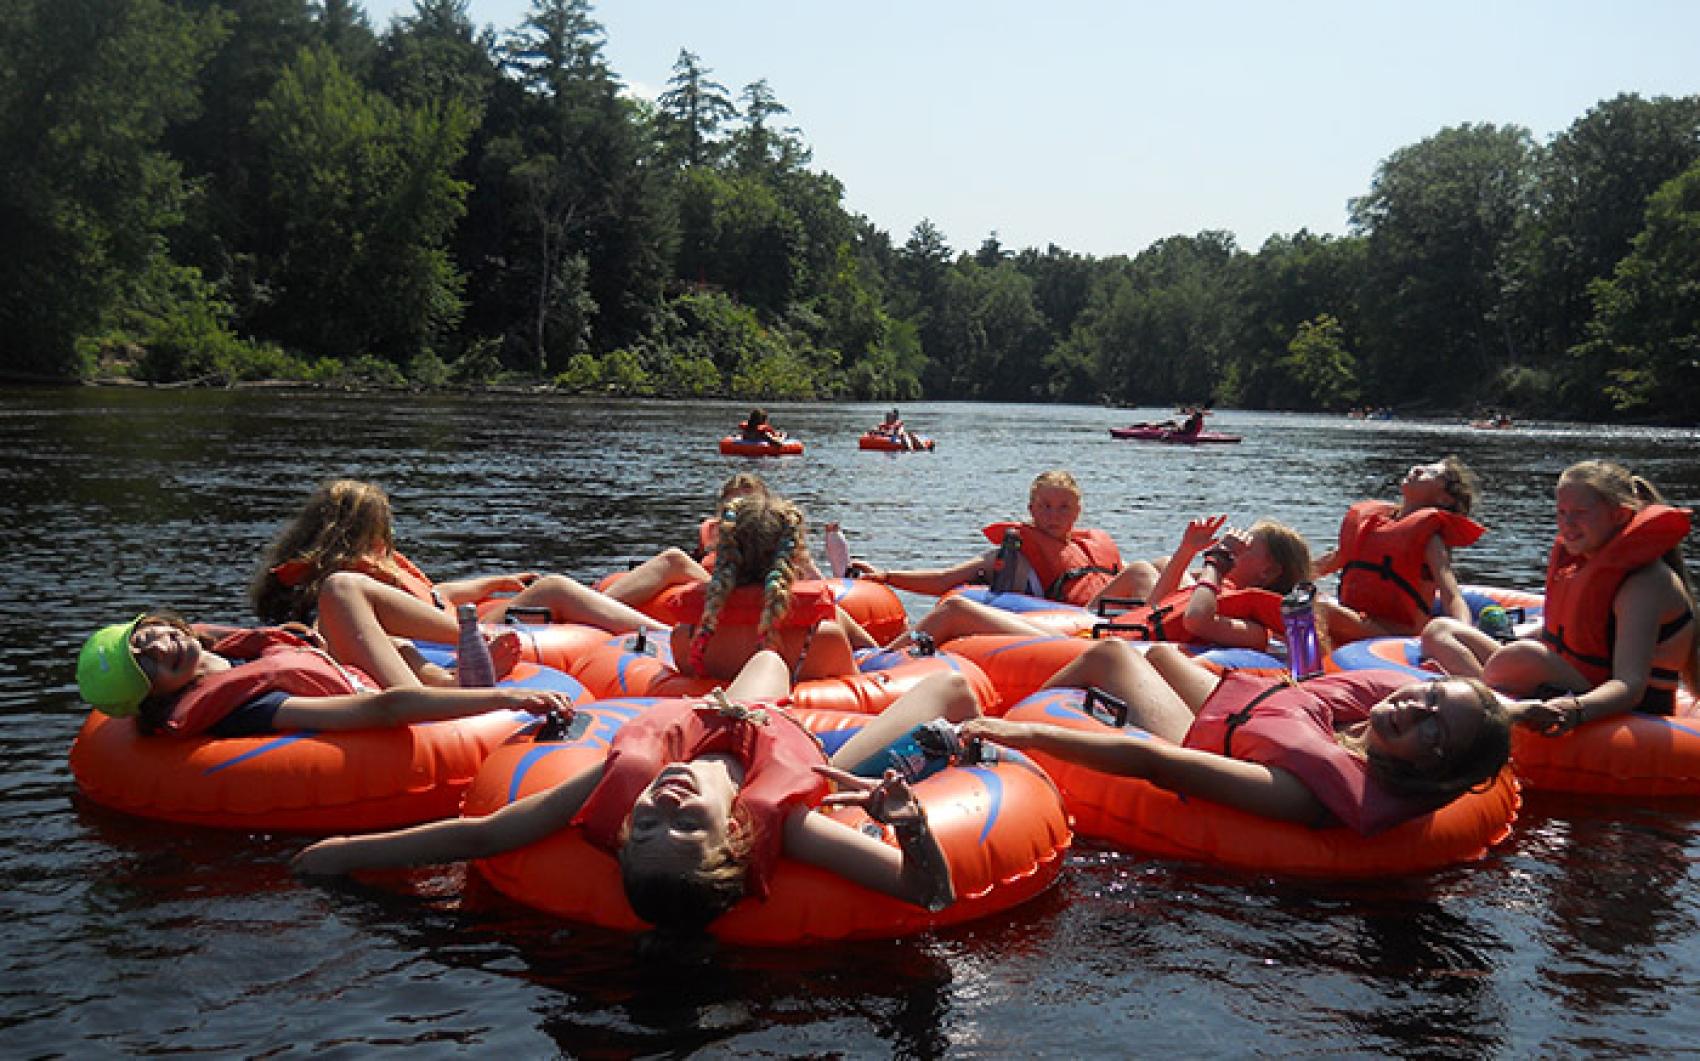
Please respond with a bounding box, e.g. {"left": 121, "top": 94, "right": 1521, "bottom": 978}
{"left": 1435, "top": 456, "right": 1481, "bottom": 516}
{"left": 1560, "top": 460, "right": 1699, "bottom": 690}
{"left": 1249, "top": 520, "right": 1312, "bottom": 596}
{"left": 690, "top": 494, "right": 810, "bottom": 672}
{"left": 1030, "top": 469, "right": 1082, "bottom": 502}
{"left": 1353, "top": 678, "right": 1511, "bottom": 803}
{"left": 617, "top": 802, "right": 756, "bottom": 931}
{"left": 745, "top": 408, "right": 768, "bottom": 428}
{"left": 130, "top": 611, "right": 216, "bottom": 735}
{"left": 250, "top": 479, "right": 398, "bottom": 624}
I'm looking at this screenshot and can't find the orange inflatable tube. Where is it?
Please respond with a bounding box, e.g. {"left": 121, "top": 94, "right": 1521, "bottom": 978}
{"left": 464, "top": 699, "right": 1072, "bottom": 945}
{"left": 569, "top": 632, "right": 1000, "bottom": 715}
{"left": 593, "top": 576, "right": 910, "bottom": 648}
{"left": 68, "top": 661, "right": 589, "bottom": 832}
{"left": 1003, "top": 687, "right": 1520, "bottom": 877}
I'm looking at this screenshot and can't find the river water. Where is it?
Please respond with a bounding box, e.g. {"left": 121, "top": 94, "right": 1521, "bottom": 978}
{"left": 3, "top": 387, "right": 1698, "bottom": 1056}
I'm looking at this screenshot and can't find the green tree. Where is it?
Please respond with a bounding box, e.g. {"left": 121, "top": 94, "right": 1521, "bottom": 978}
{"left": 928, "top": 261, "right": 1049, "bottom": 399}
{"left": 656, "top": 49, "right": 735, "bottom": 169}
{"left": 1509, "top": 93, "right": 1700, "bottom": 405}
{"left": 0, "top": 0, "right": 223, "bottom": 377}
{"left": 730, "top": 78, "right": 808, "bottom": 177}
{"left": 313, "top": 0, "right": 377, "bottom": 78}
{"left": 1350, "top": 123, "right": 1536, "bottom": 404}
{"left": 1572, "top": 160, "right": 1700, "bottom": 420}
{"left": 675, "top": 168, "right": 804, "bottom": 314}
{"left": 481, "top": 0, "right": 668, "bottom": 369}
{"left": 251, "top": 45, "right": 474, "bottom": 358}
{"left": 1071, "top": 233, "right": 1241, "bottom": 406}
{"left": 163, "top": 0, "right": 318, "bottom": 320}
{"left": 374, "top": 0, "right": 500, "bottom": 111}
{"left": 1280, "top": 314, "right": 1359, "bottom": 410}
{"left": 1224, "top": 230, "right": 1365, "bottom": 409}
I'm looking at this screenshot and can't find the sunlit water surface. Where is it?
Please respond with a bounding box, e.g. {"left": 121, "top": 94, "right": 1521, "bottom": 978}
{"left": 3, "top": 388, "right": 1697, "bottom": 1055}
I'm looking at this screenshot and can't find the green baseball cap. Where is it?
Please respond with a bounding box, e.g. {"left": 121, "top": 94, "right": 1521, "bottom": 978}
{"left": 77, "top": 616, "right": 150, "bottom": 717}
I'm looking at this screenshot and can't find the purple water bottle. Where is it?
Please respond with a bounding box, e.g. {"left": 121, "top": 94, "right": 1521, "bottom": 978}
{"left": 1282, "top": 581, "right": 1322, "bottom": 679}
{"left": 456, "top": 603, "right": 496, "bottom": 688}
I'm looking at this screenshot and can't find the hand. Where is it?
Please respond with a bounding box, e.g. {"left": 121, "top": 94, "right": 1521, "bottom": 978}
{"left": 292, "top": 837, "right": 352, "bottom": 876}
{"left": 846, "top": 560, "right": 882, "bottom": 581}
{"left": 814, "top": 766, "right": 926, "bottom": 829}
{"left": 499, "top": 690, "right": 577, "bottom": 717}
{"left": 1218, "top": 526, "right": 1253, "bottom": 559}
{"left": 490, "top": 574, "right": 534, "bottom": 594}
{"left": 279, "top": 622, "right": 327, "bottom": 650}
{"left": 1179, "top": 514, "right": 1228, "bottom": 553}
{"left": 959, "top": 717, "right": 1031, "bottom": 748}
{"left": 1509, "top": 697, "right": 1574, "bottom": 736}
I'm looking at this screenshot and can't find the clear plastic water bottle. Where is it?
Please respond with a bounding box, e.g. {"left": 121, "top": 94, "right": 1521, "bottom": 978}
{"left": 1282, "top": 581, "right": 1322, "bottom": 679}
{"left": 880, "top": 731, "right": 942, "bottom": 783}
{"left": 990, "top": 528, "right": 1022, "bottom": 594}
{"left": 824, "top": 522, "right": 851, "bottom": 579}
{"left": 456, "top": 603, "right": 496, "bottom": 688}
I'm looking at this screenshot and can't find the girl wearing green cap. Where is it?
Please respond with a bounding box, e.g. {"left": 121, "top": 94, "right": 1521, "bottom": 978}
{"left": 76, "top": 591, "right": 566, "bottom": 739}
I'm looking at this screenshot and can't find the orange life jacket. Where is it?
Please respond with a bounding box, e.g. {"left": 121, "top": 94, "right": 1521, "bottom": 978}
{"left": 1540, "top": 504, "right": 1692, "bottom": 688}
{"left": 1107, "top": 585, "right": 1284, "bottom": 644}
{"left": 269, "top": 549, "right": 439, "bottom": 608}
{"left": 572, "top": 698, "right": 829, "bottom": 898}
{"left": 673, "top": 580, "right": 838, "bottom": 629}
{"left": 981, "top": 521, "right": 1123, "bottom": 606}
{"left": 1184, "top": 669, "right": 1434, "bottom": 835}
{"left": 738, "top": 421, "right": 783, "bottom": 443}
{"left": 1335, "top": 501, "right": 1484, "bottom": 631}
{"left": 696, "top": 517, "right": 720, "bottom": 571}
{"left": 163, "top": 628, "right": 366, "bottom": 737}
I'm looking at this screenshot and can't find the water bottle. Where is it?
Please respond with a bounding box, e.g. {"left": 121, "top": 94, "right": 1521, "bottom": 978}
{"left": 989, "top": 528, "right": 1022, "bottom": 594}
{"left": 456, "top": 603, "right": 496, "bottom": 688}
{"left": 824, "top": 522, "right": 851, "bottom": 579}
{"left": 1282, "top": 581, "right": 1322, "bottom": 679}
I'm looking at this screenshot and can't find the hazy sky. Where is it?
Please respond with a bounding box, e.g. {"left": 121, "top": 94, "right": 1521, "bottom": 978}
{"left": 357, "top": 0, "right": 1700, "bottom": 259}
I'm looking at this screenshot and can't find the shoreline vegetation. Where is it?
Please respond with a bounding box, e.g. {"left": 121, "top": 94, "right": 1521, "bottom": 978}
{"left": 3, "top": 1, "right": 1698, "bottom": 423}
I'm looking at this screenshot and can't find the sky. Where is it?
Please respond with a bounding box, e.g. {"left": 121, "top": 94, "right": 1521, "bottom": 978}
{"left": 358, "top": 0, "right": 1700, "bottom": 259}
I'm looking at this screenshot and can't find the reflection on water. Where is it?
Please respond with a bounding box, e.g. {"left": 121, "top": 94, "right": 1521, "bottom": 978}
{"left": 1, "top": 387, "right": 1698, "bottom": 1054}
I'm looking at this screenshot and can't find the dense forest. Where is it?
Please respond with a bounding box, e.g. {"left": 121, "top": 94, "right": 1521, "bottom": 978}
{"left": 3, "top": 0, "right": 1698, "bottom": 420}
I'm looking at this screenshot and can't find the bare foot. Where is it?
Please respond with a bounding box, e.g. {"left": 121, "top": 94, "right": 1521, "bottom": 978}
{"left": 487, "top": 628, "right": 522, "bottom": 680}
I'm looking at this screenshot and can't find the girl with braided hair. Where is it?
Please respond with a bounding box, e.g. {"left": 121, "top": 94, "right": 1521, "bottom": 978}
{"left": 671, "top": 493, "right": 858, "bottom": 681}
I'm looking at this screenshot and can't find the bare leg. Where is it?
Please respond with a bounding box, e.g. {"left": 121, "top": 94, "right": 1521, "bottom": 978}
{"left": 1317, "top": 598, "right": 1399, "bottom": 645}
{"left": 485, "top": 574, "right": 659, "bottom": 633}
{"left": 602, "top": 549, "right": 707, "bottom": 607}
{"left": 1144, "top": 643, "right": 1222, "bottom": 714}
{"left": 1041, "top": 640, "right": 1195, "bottom": 741}
{"left": 1482, "top": 640, "right": 1587, "bottom": 697}
{"left": 829, "top": 672, "right": 980, "bottom": 770}
{"left": 1088, "top": 561, "right": 1160, "bottom": 609}
{"left": 318, "top": 573, "right": 459, "bottom": 687}
{"left": 793, "top": 622, "right": 858, "bottom": 681}
{"left": 725, "top": 648, "right": 791, "bottom": 700}
{"left": 836, "top": 606, "right": 879, "bottom": 651}
{"left": 897, "top": 595, "right": 1045, "bottom": 650}
{"left": 1419, "top": 617, "right": 1496, "bottom": 678}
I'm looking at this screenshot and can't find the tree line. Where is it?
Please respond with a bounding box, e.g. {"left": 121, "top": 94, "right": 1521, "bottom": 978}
{"left": 3, "top": 0, "right": 1698, "bottom": 420}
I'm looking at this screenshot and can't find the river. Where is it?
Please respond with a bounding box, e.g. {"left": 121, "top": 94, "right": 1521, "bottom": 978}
{"left": 3, "top": 387, "right": 1697, "bottom": 1055}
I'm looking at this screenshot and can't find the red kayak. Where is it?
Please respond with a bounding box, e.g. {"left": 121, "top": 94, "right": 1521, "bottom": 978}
{"left": 1109, "top": 424, "right": 1241, "bottom": 444}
